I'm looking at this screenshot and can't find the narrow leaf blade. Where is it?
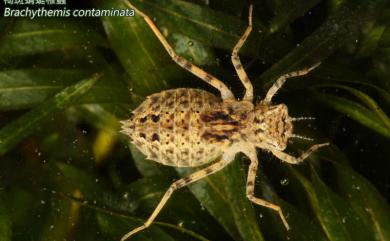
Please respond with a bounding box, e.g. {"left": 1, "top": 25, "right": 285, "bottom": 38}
{"left": 334, "top": 163, "right": 390, "bottom": 241}
{"left": 315, "top": 93, "right": 390, "bottom": 138}
{"left": 0, "top": 74, "right": 100, "bottom": 155}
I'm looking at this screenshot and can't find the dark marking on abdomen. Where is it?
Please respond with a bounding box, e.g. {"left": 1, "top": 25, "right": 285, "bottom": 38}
{"left": 200, "top": 111, "right": 231, "bottom": 122}
{"left": 202, "top": 132, "right": 229, "bottom": 142}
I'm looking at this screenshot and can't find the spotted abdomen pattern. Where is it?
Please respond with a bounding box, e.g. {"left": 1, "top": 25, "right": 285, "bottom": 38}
{"left": 121, "top": 88, "right": 228, "bottom": 167}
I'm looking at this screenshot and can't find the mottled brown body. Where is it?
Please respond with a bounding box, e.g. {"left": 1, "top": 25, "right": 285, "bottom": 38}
{"left": 121, "top": 88, "right": 250, "bottom": 167}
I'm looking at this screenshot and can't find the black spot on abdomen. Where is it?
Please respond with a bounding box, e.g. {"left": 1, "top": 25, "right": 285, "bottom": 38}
{"left": 152, "top": 133, "right": 160, "bottom": 142}
{"left": 151, "top": 114, "right": 160, "bottom": 122}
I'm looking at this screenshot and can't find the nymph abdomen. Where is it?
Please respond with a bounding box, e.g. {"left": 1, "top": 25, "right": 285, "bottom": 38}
{"left": 121, "top": 88, "right": 226, "bottom": 167}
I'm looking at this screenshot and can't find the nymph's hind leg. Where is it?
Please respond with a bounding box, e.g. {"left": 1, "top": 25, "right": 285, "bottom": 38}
{"left": 263, "top": 63, "right": 321, "bottom": 104}
{"left": 244, "top": 147, "right": 290, "bottom": 230}
{"left": 231, "top": 5, "right": 254, "bottom": 101}
{"left": 120, "top": 158, "right": 232, "bottom": 241}
{"left": 122, "top": 0, "right": 235, "bottom": 100}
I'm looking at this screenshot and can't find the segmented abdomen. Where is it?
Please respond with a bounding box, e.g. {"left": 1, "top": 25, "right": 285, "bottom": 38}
{"left": 121, "top": 88, "right": 225, "bottom": 167}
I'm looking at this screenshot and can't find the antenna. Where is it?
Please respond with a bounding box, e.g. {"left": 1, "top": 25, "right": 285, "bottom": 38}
{"left": 290, "top": 134, "right": 314, "bottom": 141}
{"left": 290, "top": 117, "right": 315, "bottom": 121}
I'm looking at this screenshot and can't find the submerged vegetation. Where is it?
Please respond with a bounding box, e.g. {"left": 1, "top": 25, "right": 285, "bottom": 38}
{"left": 0, "top": 0, "right": 389, "bottom": 240}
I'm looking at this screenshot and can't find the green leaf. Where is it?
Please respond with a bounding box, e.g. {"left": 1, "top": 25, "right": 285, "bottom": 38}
{"left": 269, "top": 0, "right": 321, "bottom": 33}
{"left": 257, "top": 0, "right": 382, "bottom": 90}
{"left": 97, "top": 212, "right": 177, "bottom": 241}
{"left": 309, "top": 60, "right": 390, "bottom": 106}
{"left": 0, "top": 19, "right": 107, "bottom": 58}
{"left": 0, "top": 194, "right": 11, "bottom": 241}
{"left": 0, "top": 69, "right": 89, "bottom": 110}
{"left": 3, "top": 188, "right": 36, "bottom": 237}
{"left": 0, "top": 74, "right": 100, "bottom": 156}
{"left": 55, "top": 162, "right": 105, "bottom": 199}
{"left": 316, "top": 84, "right": 390, "bottom": 128}
{"left": 292, "top": 167, "right": 375, "bottom": 241}
{"left": 38, "top": 198, "right": 74, "bottom": 241}
{"left": 315, "top": 93, "right": 390, "bottom": 138}
{"left": 169, "top": 33, "right": 217, "bottom": 66}
{"left": 0, "top": 69, "right": 130, "bottom": 111}
{"left": 334, "top": 162, "right": 390, "bottom": 241}
{"left": 358, "top": 24, "right": 386, "bottom": 57}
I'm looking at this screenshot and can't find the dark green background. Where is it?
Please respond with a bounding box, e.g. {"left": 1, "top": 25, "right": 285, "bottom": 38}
{"left": 0, "top": 0, "right": 389, "bottom": 240}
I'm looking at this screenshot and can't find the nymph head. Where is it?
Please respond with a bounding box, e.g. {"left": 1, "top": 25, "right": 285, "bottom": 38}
{"left": 251, "top": 103, "right": 293, "bottom": 150}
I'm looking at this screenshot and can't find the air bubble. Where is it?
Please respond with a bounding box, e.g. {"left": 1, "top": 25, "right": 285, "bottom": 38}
{"left": 280, "top": 178, "right": 289, "bottom": 186}
{"left": 177, "top": 220, "right": 184, "bottom": 227}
